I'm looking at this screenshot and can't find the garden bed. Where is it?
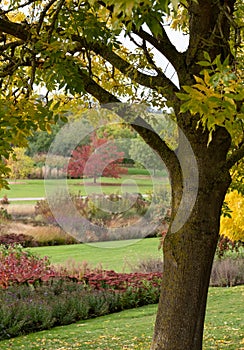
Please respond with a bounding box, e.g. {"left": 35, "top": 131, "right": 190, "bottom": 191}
{"left": 0, "top": 244, "right": 162, "bottom": 340}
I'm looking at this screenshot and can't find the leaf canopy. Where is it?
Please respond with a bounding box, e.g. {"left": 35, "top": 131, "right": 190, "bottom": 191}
{"left": 0, "top": 0, "right": 243, "bottom": 189}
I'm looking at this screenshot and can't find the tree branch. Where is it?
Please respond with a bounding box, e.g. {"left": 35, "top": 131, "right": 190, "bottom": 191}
{"left": 78, "top": 67, "right": 118, "bottom": 104}
{"left": 73, "top": 36, "right": 177, "bottom": 97}
{"left": 127, "top": 32, "right": 166, "bottom": 76}
{"left": 0, "top": 14, "right": 177, "bottom": 98}
{"left": 0, "top": 0, "right": 37, "bottom": 14}
{"left": 0, "top": 40, "right": 23, "bottom": 53}
{"left": 133, "top": 25, "right": 185, "bottom": 73}
{"left": 0, "top": 3, "right": 181, "bottom": 176}
{"left": 46, "top": 0, "right": 65, "bottom": 42}
{"left": 0, "top": 17, "right": 28, "bottom": 41}
{"left": 36, "top": 0, "right": 58, "bottom": 34}
{"left": 226, "top": 143, "right": 244, "bottom": 170}
{"left": 0, "top": 59, "right": 23, "bottom": 78}
{"left": 141, "top": 38, "right": 163, "bottom": 76}
{"left": 96, "top": 0, "right": 184, "bottom": 75}
{"left": 79, "top": 68, "right": 180, "bottom": 175}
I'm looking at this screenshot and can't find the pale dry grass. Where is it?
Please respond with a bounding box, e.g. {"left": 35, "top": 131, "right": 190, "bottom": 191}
{"left": 0, "top": 222, "right": 36, "bottom": 236}
{"left": 55, "top": 259, "right": 94, "bottom": 278}
{"left": 0, "top": 222, "right": 77, "bottom": 245}
{"left": 210, "top": 258, "right": 244, "bottom": 286}
{"left": 0, "top": 203, "right": 77, "bottom": 246}
{"left": 3, "top": 204, "right": 35, "bottom": 217}
{"left": 30, "top": 225, "right": 77, "bottom": 245}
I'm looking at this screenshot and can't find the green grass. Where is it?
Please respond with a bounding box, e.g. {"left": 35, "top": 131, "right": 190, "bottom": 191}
{"left": 1, "top": 180, "right": 47, "bottom": 199}
{"left": 127, "top": 167, "right": 151, "bottom": 175}
{"left": 0, "top": 173, "right": 170, "bottom": 201}
{"left": 204, "top": 286, "right": 244, "bottom": 349}
{"left": 0, "top": 286, "right": 243, "bottom": 350}
{"left": 126, "top": 167, "right": 167, "bottom": 176}
{"left": 27, "top": 238, "right": 162, "bottom": 272}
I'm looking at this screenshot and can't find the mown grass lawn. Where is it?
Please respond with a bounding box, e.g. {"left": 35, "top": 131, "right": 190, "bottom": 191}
{"left": 0, "top": 286, "right": 243, "bottom": 350}
{"left": 0, "top": 170, "right": 169, "bottom": 201}
{"left": 27, "top": 237, "right": 162, "bottom": 272}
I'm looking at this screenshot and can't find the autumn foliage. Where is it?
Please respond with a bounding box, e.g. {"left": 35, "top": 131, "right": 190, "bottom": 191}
{"left": 220, "top": 191, "right": 244, "bottom": 242}
{"left": 0, "top": 245, "right": 55, "bottom": 288}
{"left": 67, "top": 133, "right": 127, "bottom": 182}
{"left": 0, "top": 244, "right": 162, "bottom": 290}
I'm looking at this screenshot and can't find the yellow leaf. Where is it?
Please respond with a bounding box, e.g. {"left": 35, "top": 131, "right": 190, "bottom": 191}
{"left": 203, "top": 70, "right": 211, "bottom": 85}
{"left": 194, "top": 75, "right": 205, "bottom": 85}
{"left": 220, "top": 191, "right": 244, "bottom": 241}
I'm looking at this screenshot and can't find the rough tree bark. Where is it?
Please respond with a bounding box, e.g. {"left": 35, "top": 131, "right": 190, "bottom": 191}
{"left": 149, "top": 1, "right": 237, "bottom": 348}
{"left": 150, "top": 125, "right": 232, "bottom": 350}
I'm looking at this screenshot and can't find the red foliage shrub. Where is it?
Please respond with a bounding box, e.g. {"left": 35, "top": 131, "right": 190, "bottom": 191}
{"left": 216, "top": 234, "right": 243, "bottom": 258}
{"left": 0, "top": 245, "right": 162, "bottom": 292}
{"left": 59, "top": 266, "right": 162, "bottom": 292}
{"left": 0, "top": 233, "right": 38, "bottom": 247}
{"left": 0, "top": 245, "right": 56, "bottom": 288}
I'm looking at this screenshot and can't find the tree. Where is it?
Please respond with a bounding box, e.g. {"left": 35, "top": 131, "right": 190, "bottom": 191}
{"left": 26, "top": 120, "right": 64, "bottom": 156}
{"left": 68, "top": 133, "right": 127, "bottom": 183}
{"left": 0, "top": 1, "right": 243, "bottom": 349}
{"left": 7, "top": 148, "right": 34, "bottom": 180}
{"left": 129, "top": 137, "right": 165, "bottom": 175}
{"left": 97, "top": 123, "right": 137, "bottom": 163}
{"left": 220, "top": 191, "right": 244, "bottom": 241}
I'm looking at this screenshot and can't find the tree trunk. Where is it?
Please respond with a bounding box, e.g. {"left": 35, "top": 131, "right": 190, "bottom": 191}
{"left": 151, "top": 191, "right": 228, "bottom": 349}
{"left": 150, "top": 129, "right": 232, "bottom": 350}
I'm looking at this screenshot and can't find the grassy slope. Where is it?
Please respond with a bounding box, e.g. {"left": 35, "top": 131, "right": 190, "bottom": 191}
{"left": 28, "top": 238, "right": 162, "bottom": 272}
{"left": 0, "top": 286, "right": 243, "bottom": 350}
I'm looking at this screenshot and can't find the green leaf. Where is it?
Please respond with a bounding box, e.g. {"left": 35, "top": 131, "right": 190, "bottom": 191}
{"left": 203, "top": 51, "right": 211, "bottom": 62}
{"left": 209, "top": 73, "right": 221, "bottom": 87}
{"left": 208, "top": 96, "right": 223, "bottom": 104}
{"left": 171, "top": 0, "right": 179, "bottom": 11}
{"left": 193, "top": 75, "right": 205, "bottom": 84}
{"left": 175, "top": 92, "right": 191, "bottom": 101}
{"left": 197, "top": 61, "right": 212, "bottom": 67}
{"left": 214, "top": 111, "right": 227, "bottom": 125}
{"left": 222, "top": 55, "right": 230, "bottom": 68}
{"left": 233, "top": 92, "right": 244, "bottom": 101}
{"left": 213, "top": 54, "right": 222, "bottom": 71}
{"left": 179, "top": 101, "right": 191, "bottom": 113}
{"left": 182, "top": 85, "right": 195, "bottom": 94}
{"left": 199, "top": 103, "right": 209, "bottom": 115}
{"left": 146, "top": 17, "right": 162, "bottom": 36}
{"left": 50, "top": 101, "right": 61, "bottom": 111}
{"left": 179, "top": 100, "right": 197, "bottom": 114}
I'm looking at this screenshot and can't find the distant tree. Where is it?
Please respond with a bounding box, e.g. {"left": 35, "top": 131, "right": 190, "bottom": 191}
{"left": 129, "top": 137, "right": 165, "bottom": 175}
{"left": 68, "top": 133, "right": 127, "bottom": 183}
{"left": 26, "top": 122, "right": 63, "bottom": 156}
{"left": 97, "top": 124, "right": 137, "bottom": 163}
{"left": 7, "top": 148, "right": 34, "bottom": 180}
{"left": 47, "top": 118, "right": 92, "bottom": 156}
{"left": 27, "top": 118, "right": 91, "bottom": 157}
